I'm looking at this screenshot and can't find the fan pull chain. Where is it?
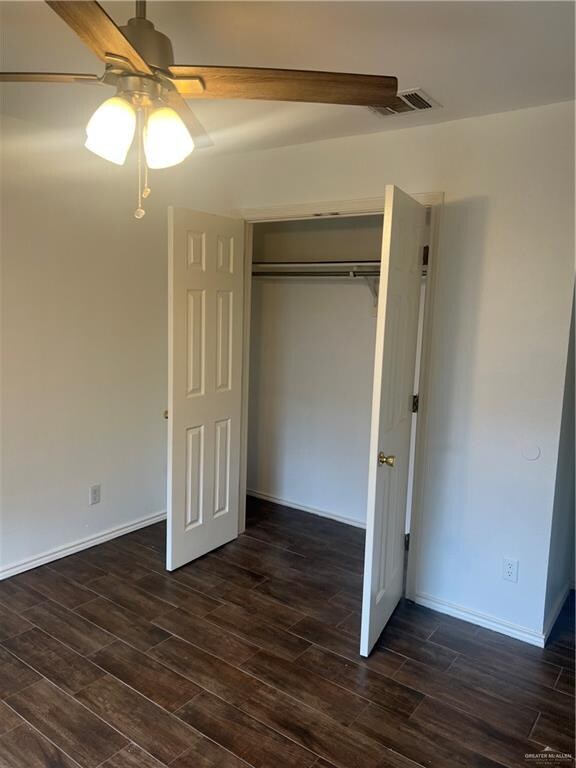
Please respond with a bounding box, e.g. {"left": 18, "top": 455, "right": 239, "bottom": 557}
{"left": 142, "top": 137, "right": 151, "bottom": 200}
{"left": 134, "top": 106, "right": 146, "bottom": 219}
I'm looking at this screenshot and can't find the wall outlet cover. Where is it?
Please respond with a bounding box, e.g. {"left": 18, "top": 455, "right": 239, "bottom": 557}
{"left": 503, "top": 557, "right": 519, "bottom": 583}
{"left": 89, "top": 484, "right": 101, "bottom": 506}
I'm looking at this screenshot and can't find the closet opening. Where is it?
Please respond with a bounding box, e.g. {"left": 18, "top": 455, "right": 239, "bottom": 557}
{"left": 241, "top": 209, "right": 430, "bottom": 618}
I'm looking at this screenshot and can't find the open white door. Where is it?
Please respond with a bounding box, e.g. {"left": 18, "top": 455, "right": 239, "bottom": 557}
{"left": 360, "top": 186, "right": 426, "bottom": 656}
{"left": 167, "top": 208, "right": 244, "bottom": 570}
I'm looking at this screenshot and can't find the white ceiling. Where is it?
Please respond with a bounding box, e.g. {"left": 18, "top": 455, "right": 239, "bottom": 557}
{"left": 0, "top": 1, "right": 574, "bottom": 154}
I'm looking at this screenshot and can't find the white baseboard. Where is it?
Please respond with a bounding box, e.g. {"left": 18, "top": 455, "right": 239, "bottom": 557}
{"left": 414, "top": 591, "right": 546, "bottom": 648}
{"left": 543, "top": 584, "right": 573, "bottom": 642}
{"left": 247, "top": 490, "right": 366, "bottom": 529}
{"left": 1, "top": 510, "right": 167, "bottom": 581}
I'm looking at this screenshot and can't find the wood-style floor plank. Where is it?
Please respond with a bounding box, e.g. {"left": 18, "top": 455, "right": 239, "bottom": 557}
{"left": 531, "top": 711, "right": 575, "bottom": 754}
{"left": 85, "top": 575, "right": 173, "bottom": 619}
{"left": 244, "top": 520, "right": 330, "bottom": 558}
{"left": 109, "top": 538, "right": 166, "bottom": 572}
{"left": 176, "top": 689, "right": 317, "bottom": 768}
{"left": 149, "top": 635, "right": 264, "bottom": 706}
{"left": 354, "top": 702, "right": 505, "bottom": 768}
{"left": 239, "top": 683, "right": 386, "bottom": 768}
{"left": 377, "top": 626, "right": 457, "bottom": 671}
{"left": 213, "top": 582, "right": 307, "bottom": 628}
{"left": 22, "top": 599, "right": 114, "bottom": 656}
{"left": 169, "top": 564, "right": 227, "bottom": 596}
{"left": 0, "top": 604, "right": 33, "bottom": 643}
{"left": 473, "top": 623, "right": 575, "bottom": 672}
{"left": 448, "top": 655, "right": 574, "bottom": 719}
{"left": 386, "top": 603, "right": 441, "bottom": 640}
{"left": 0, "top": 645, "right": 41, "bottom": 699}
{"left": 3, "top": 628, "right": 106, "bottom": 695}
{"left": 99, "top": 743, "right": 167, "bottom": 768}
{"left": 171, "top": 734, "right": 253, "bottom": 768}
{"left": 206, "top": 602, "right": 311, "bottom": 660}
{"left": 394, "top": 657, "right": 539, "bottom": 736}
{"left": 153, "top": 607, "right": 260, "bottom": 665}
{"left": 290, "top": 616, "right": 405, "bottom": 677}
{"left": 6, "top": 679, "right": 127, "bottom": 768}
{"left": 89, "top": 639, "right": 201, "bottom": 711}
{"left": 429, "top": 624, "right": 562, "bottom": 688}
{"left": 298, "top": 645, "right": 423, "bottom": 717}
{"left": 241, "top": 648, "right": 367, "bottom": 725}
{"left": 0, "top": 580, "right": 45, "bottom": 613}
{"left": 253, "top": 574, "right": 353, "bottom": 625}
{"left": 0, "top": 700, "right": 22, "bottom": 735}
{"left": 75, "top": 597, "right": 171, "bottom": 651}
{"left": 47, "top": 553, "right": 107, "bottom": 585}
{"left": 134, "top": 572, "right": 221, "bottom": 617}
{"left": 75, "top": 675, "right": 195, "bottom": 764}
{"left": 11, "top": 568, "right": 96, "bottom": 610}
{"left": 337, "top": 610, "right": 361, "bottom": 639}
{"left": 193, "top": 553, "right": 267, "bottom": 588}
{"left": 80, "top": 544, "right": 153, "bottom": 581}
{"left": 555, "top": 668, "right": 574, "bottom": 696}
{"left": 411, "top": 696, "right": 550, "bottom": 768}
{"left": 0, "top": 723, "right": 82, "bottom": 768}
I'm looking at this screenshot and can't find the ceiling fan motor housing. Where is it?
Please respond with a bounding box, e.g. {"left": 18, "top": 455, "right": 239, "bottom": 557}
{"left": 120, "top": 17, "right": 174, "bottom": 71}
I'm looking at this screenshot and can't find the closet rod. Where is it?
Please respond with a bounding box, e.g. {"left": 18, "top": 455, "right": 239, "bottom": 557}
{"left": 253, "top": 271, "right": 380, "bottom": 278}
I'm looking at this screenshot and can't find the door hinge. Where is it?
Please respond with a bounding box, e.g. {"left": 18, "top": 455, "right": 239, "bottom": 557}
{"left": 412, "top": 395, "right": 419, "bottom": 413}
{"left": 404, "top": 533, "right": 410, "bottom": 551}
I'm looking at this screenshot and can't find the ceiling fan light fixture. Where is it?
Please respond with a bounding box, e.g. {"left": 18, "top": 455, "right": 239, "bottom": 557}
{"left": 143, "top": 105, "right": 194, "bottom": 169}
{"left": 85, "top": 95, "right": 137, "bottom": 165}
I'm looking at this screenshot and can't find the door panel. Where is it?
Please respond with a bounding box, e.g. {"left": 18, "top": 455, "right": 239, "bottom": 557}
{"left": 360, "top": 187, "right": 426, "bottom": 656}
{"left": 168, "top": 208, "right": 244, "bottom": 570}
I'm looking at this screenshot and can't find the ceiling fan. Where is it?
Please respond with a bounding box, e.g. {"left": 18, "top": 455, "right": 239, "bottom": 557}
{"left": 0, "top": 0, "right": 403, "bottom": 216}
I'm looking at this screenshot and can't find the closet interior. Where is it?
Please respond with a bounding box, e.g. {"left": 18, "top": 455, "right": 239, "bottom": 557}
{"left": 245, "top": 211, "right": 428, "bottom": 538}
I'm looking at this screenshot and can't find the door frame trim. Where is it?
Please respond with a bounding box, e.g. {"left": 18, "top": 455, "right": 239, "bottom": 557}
{"left": 236, "top": 192, "right": 444, "bottom": 604}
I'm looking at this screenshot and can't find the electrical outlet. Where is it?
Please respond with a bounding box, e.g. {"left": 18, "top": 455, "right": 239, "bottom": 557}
{"left": 89, "top": 484, "right": 101, "bottom": 506}
{"left": 503, "top": 557, "right": 519, "bottom": 583}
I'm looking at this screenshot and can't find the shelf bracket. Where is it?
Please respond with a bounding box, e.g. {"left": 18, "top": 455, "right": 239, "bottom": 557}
{"left": 364, "top": 276, "right": 379, "bottom": 307}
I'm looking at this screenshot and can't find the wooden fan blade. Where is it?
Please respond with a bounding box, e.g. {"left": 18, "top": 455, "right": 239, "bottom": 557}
{"left": 46, "top": 1, "right": 152, "bottom": 75}
{"left": 163, "top": 89, "right": 214, "bottom": 149}
{"left": 169, "top": 66, "right": 397, "bottom": 106}
{"left": 0, "top": 72, "right": 100, "bottom": 84}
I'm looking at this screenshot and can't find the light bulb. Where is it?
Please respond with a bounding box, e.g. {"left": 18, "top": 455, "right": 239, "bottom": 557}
{"left": 144, "top": 106, "right": 194, "bottom": 169}
{"left": 85, "top": 96, "right": 136, "bottom": 165}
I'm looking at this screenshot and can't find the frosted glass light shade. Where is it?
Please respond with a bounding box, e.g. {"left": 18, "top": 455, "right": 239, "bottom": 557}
{"left": 85, "top": 96, "right": 136, "bottom": 165}
{"left": 144, "top": 106, "right": 194, "bottom": 169}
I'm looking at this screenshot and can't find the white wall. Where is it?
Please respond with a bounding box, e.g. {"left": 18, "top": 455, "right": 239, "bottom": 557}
{"left": 544, "top": 296, "right": 575, "bottom": 633}
{"left": 247, "top": 279, "right": 376, "bottom": 526}
{"left": 0, "top": 178, "right": 168, "bottom": 575}
{"left": 1, "top": 101, "right": 573, "bottom": 644}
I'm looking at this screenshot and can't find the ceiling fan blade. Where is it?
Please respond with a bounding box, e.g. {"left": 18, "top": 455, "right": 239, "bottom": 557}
{"left": 0, "top": 72, "right": 100, "bottom": 84}
{"left": 163, "top": 89, "right": 214, "bottom": 149}
{"left": 45, "top": 1, "right": 152, "bottom": 75}
{"left": 169, "top": 66, "right": 397, "bottom": 107}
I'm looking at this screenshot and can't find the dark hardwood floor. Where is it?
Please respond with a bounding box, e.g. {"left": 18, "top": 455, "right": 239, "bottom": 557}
{"left": 0, "top": 497, "right": 574, "bottom": 767}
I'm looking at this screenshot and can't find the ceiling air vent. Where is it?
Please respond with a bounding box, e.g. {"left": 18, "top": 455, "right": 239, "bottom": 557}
{"left": 368, "top": 89, "right": 441, "bottom": 118}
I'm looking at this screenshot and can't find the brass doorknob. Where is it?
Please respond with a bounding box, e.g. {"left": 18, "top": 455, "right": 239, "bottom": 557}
{"left": 378, "top": 452, "right": 395, "bottom": 467}
{"left": 163, "top": 410, "right": 168, "bottom": 420}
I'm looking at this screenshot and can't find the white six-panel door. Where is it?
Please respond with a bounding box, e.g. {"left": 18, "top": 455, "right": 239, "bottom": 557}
{"left": 360, "top": 186, "right": 426, "bottom": 656}
{"left": 167, "top": 208, "right": 244, "bottom": 570}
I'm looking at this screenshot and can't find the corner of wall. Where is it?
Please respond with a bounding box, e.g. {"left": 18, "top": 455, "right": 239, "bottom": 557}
{"left": 543, "top": 288, "right": 575, "bottom": 636}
